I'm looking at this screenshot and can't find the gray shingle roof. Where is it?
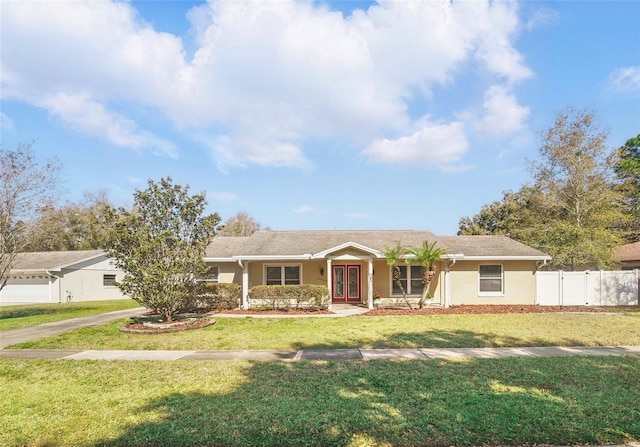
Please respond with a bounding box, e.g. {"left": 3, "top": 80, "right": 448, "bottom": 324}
{"left": 10, "top": 250, "right": 106, "bottom": 271}
{"left": 205, "top": 230, "right": 550, "bottom": 259}
{"left": 435, "top": 235, "right": 549, "bottom": 258}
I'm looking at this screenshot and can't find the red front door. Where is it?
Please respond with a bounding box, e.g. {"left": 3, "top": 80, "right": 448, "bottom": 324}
{"left": 332, "top": 265, "right": 361, "bottom": 303}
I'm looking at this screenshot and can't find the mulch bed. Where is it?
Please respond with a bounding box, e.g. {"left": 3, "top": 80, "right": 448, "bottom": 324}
{"left": 120, "top": 317, "right": 216, "bottom": 334}
{"left": 211, "top": 304, "right": 635, "bottom": 316}
{"left": 364, "top": 304, "right": 632, "bottom": 316}
{"left": 210, "top": 308, "right": 333, "bottom": 315}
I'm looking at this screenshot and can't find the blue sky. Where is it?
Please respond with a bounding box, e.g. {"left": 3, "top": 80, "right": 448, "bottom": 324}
{"left": 1, "top": 0, "right": 639, "bottom": 235}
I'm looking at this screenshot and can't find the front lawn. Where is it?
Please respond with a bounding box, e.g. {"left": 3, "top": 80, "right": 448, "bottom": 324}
{"left": 1, "top": 356, "right": 638, "bottom": 446}
{"left": 11, "top": 311, "right": 640, "bottom": 350}
{"left": 0, "top": 300, "right": 140, "bottom": 331}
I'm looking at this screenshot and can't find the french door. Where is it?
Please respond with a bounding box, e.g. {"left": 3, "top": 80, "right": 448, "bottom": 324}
{"left": 332, "top": 265, "right": 361, "bottom": 303}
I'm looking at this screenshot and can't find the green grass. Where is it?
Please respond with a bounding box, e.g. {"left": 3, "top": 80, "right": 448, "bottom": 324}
{"left": 1, "top": 356, "right": 638, "bottom": 446}
{"left": 0, "top": 299, "right": 140, "bottom": 331}
{"left": 12, "top": 311, "right": 640, "bottom": 350}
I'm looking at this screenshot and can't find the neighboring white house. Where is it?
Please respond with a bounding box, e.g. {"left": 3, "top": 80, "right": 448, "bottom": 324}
{"left": 0, "top": 250, "right": 128, "bottom": 304}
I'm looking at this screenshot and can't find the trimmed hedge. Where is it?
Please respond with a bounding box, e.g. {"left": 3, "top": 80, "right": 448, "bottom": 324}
{"left": 180, "top": 282, "right": 241, "bottom": 313}
{"left": 249, "top": 285, "right": 330, "bottom": 310}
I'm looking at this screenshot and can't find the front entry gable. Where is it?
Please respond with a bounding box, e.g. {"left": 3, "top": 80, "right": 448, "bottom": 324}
{"left": 312, "top": 242, "right": 380, "bottom": 260}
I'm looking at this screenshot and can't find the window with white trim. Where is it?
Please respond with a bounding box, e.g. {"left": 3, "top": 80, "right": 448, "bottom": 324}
{"left": 479, "top": 264, "right": 503, "bottom": 295}
{"left": 202, "top": 266, "right": 219, "bottom": 282}
{"left": 265, "top": 265, "right": 301, "bottom": 285}
{"left": 103, "top": 274, "right": 116, "bottom": 287}
{"left": 391, "top": 265, "right": 424, "bottom": 295}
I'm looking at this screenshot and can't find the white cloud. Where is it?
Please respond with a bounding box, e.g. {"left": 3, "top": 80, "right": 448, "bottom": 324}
{"left": 294, "top": 205, "right": 320, "bottom": 214}
{"left": 477, "top": 85, "right": 530, "bottom": 137}
{"left": 525, "top": 6, "right": 559, "bottom": 31}
{"left": 362, "top": 121, "right": 469, "bottom": 169}
{"left": 462, "top": 1, "right": 533, "bottom": 84}
{"left": 39, "top": 92, "right": 177, "bottom": 158}
{"left": 1, "top": 0, "right": 532, "bottom": 169}
{"left": 1, "top": 112, "right": 15, "bottom": 132}
{"left": 210, "top": 191, "right": 238, "bottom": 202}
{"left": 0, "top": 1, "right": 183, "bottom": 157}
{"left": 608, "top": 66, "right": 640, "bottom": 93}
{"left": 126, "top": 176, "right": 143, "bottom": 184}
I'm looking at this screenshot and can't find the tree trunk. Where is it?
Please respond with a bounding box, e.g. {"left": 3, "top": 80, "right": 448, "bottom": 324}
{"left": 419, "top": 288, "right": 427, "bottom": 309}
{"left": 393, "top": 266, "right": 412, "bottom": 310}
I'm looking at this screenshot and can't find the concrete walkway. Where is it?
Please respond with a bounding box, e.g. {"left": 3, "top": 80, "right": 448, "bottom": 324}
{"left": 0, "top": 307, "right": 146, "bottom": 349}
{"left": 214, "top": 303, "right": 372, "bottom": 318}
{"left": 1, "top": 345, "right": 639, "bottom": 361}
{"left": 2, "top": 306, "right": 640, "bottom": 362}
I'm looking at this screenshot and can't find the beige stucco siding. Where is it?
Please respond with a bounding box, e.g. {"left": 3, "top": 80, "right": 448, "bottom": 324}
{"left": 210, "top": 258, "right": 539, "bottom": 307}
{"left": 303, "top": 260, "right": 328, "bottom": 285}
{"left": 449, "top": 260, "right": 538, "bottom": 305}
{"left": 214, "top": 262, "right": 243, "bottom": 285}
{"left": 372, "top": 260, "right": 445, "bottom": 305}
{"left": 242, "top": 260, "right": 328, "bottom": 286}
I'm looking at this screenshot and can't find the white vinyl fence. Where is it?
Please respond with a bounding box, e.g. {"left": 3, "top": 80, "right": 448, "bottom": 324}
{"left": 537, "top": 270, "right": 639, "bottom": 306}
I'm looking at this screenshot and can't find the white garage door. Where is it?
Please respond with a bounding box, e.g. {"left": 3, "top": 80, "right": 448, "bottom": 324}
{"left": 0, "top": 278, "right": 50, "bottom": 304}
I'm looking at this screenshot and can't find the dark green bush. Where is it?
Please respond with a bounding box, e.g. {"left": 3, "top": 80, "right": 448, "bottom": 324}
{"left": 180, "top": 282, "right": 241, "bottom": 312}
{"left": 249, "top": 285, "right": 329, "bottom": 310}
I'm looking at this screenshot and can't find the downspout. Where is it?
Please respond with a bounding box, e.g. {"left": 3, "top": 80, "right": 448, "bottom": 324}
{"left": 445, "top": 257, "right": 458, "bottom": 308}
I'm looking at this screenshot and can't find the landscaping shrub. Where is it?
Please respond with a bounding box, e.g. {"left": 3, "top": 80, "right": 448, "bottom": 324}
{"left": 249, "top": 285, "right": 329, "bottom": 310}
{"left": 180, "top": 283, "right": 241, "bottom": 312}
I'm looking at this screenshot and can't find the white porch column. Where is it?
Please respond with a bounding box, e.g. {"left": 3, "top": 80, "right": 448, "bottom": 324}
{"left": 242, "top": 261, "right": 250, "bottom": 309}
{"left": 326, "top": 259, "right": 332, "bottom": 310}
{"left": 367, "top": 258, "right": 374, "bottom": 309}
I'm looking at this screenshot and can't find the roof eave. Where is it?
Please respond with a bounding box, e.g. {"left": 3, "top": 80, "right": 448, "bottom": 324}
{"left": 458, "top": 255, "right": 552, "bottom": 261}
{"left": 52, "top": 251, "right": 108, "bottom": 270}
{"left": 203, "top": 257, "right": 236, "bottom": 262}
{"left": 233, "top": 255, "right": 313, "bottom": 261}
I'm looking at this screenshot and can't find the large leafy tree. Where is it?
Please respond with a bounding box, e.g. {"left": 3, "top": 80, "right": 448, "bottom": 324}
{"left": 23, "top": 191, "right": 113, "bottom": 251}
{"left": 103, "top": 177, "right": 220, "bottom": 322}
{"left": 217, "top": 211, "right": 263, "bottom": 236}
{"left": 459, "top": 109, "right": 626, "bottom": 270}
{"left": 458, "top": 186, "right": 545, "bottom": 242}
{"left": 527, "top": 109, "right": 625, "bottom": 269}
{"left": 611, "top": 134, "right": 640, "bottom": 242}
{"left": 0, "top": 142, "right": 59, "bottom": 290}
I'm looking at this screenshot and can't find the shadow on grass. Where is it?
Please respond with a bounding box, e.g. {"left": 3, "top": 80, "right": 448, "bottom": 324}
{"left": 0, "top": 306, "right": 69, "bottom": 321}
{"left": 286, "top": 329, "right": 590, "bottom": 350}
{"left": 99, "top": 356, "right": 640, "bottom": 447}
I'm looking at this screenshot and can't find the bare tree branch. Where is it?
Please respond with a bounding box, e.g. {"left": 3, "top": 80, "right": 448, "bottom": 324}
{"left": 0, "top": 142, "right": 60, "bottom": 290}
